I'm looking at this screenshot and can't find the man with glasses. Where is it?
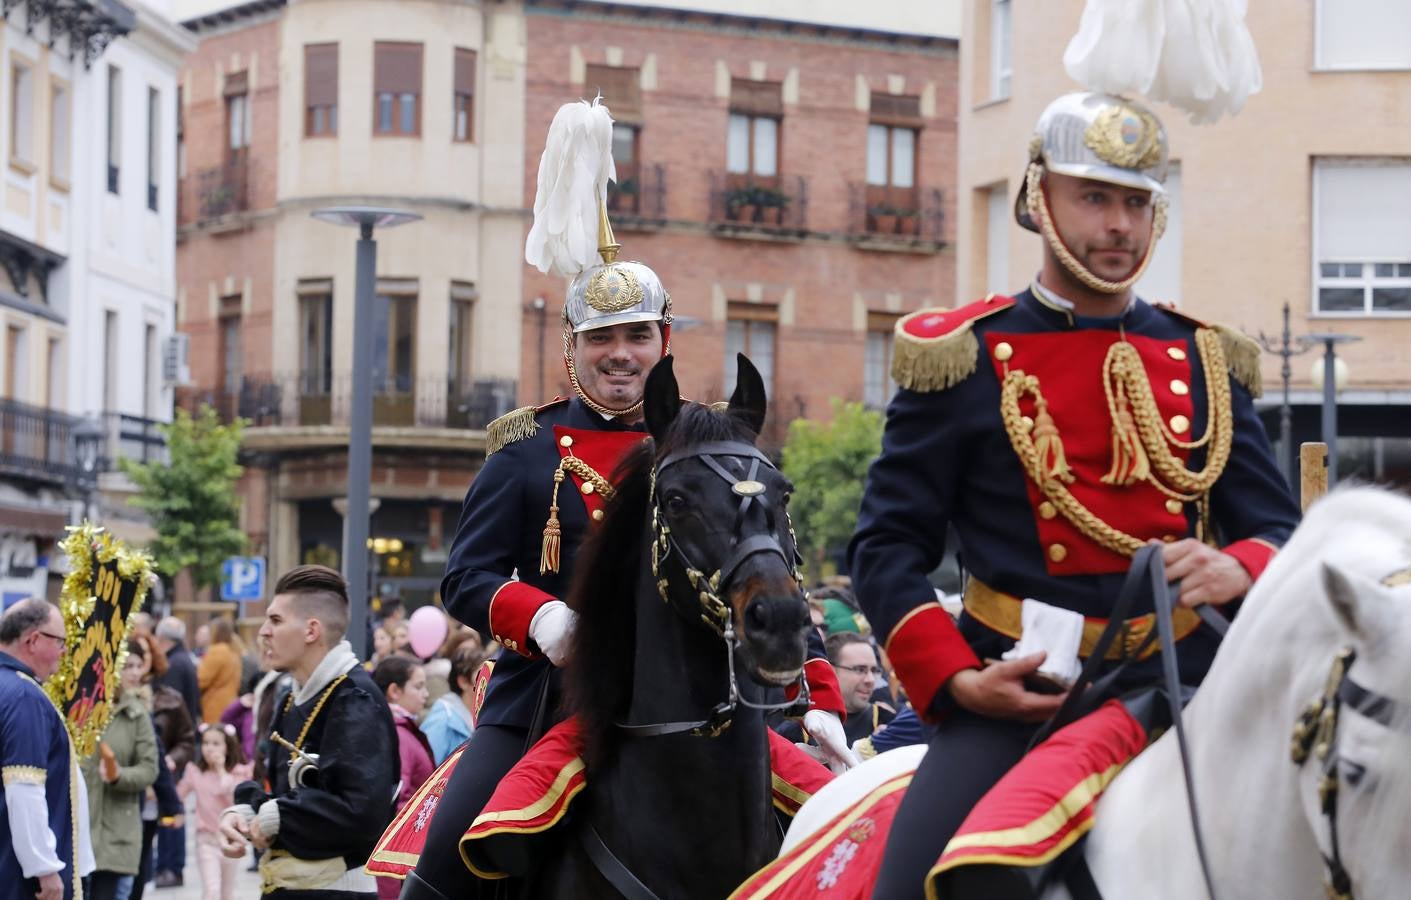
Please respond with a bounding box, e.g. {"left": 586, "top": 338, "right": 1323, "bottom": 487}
{"left": 780, "top": 633, "right": 895, "bottom": 750}
{"left": 1, "top": 599, "right": 95, "bottom": 900}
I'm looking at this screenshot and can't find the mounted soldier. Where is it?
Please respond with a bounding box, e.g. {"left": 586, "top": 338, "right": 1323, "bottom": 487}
{"left": 846, "top": 85, "right": 1302, "bottom": 899}
{"left": 379, "top": 98, "right": 850, "bottom": 900}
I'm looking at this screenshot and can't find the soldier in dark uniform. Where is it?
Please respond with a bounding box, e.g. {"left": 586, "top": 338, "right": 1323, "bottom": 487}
{"left": 849, "top": 92, "right": 1302, "bottom": 899}
{"left": 397, "top": 99, "right": 850, "bottom": 900}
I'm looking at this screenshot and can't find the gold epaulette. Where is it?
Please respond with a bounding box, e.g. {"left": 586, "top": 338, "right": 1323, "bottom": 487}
{"left": 1153, "top": 305, "right": 1263, "bottom": 399}
{"left": 890, "top": 296, "right": 1017, "bottom": 392}
{"left": 485, "top": 398, "right": 568, "bottom": 456}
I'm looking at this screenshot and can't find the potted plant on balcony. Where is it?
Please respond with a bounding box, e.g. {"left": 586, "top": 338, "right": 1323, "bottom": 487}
{"left": 727, "top": 185, "right": 759, "bottom": 223}
{"left": 895, "top": 208, "right": 920, "bottom": 235}
{"left": 869, "top": 204, "right": 897, "bottom": 235}
{"left": 756, "top": 187, "right": 789, "bottom": 226}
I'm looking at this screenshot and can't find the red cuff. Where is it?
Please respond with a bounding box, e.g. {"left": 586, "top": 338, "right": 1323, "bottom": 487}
{"left": 884, "top": 603, "right": 979, "bottom": 724}
{"left": 487, "top": 581, "right": 555, "bottom": 657}
{"left": 1222, "top": 538, "right": 1279, "bottom": 583}
{"left": 790, "top": 658, "right": 846, "bottom": 719}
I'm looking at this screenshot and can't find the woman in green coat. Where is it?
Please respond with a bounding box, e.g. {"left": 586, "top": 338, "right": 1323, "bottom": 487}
{"left": 82, "top": 638, "right": 160, "bottom": 900}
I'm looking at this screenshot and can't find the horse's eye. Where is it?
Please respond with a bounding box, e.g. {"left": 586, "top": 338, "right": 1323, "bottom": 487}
{"left": 665, "top": 493, "right": 688, "bottom": 513}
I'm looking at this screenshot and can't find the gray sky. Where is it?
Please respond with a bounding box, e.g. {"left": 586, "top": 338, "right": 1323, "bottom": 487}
{"left": 169, "top": 0, "right": 959, "bottom": 37}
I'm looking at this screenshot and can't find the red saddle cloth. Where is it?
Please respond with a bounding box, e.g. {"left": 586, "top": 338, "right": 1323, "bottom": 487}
{"left": 366, "top": 716, "right": 833, "bottom": 882}
{"left": 731, "top": 700, "right": 1147, "bottom": 900}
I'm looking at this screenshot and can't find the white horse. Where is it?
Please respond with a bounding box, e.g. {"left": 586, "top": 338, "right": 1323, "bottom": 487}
{"left": 779, "top": 487, "right": 1411, "bottom": 899}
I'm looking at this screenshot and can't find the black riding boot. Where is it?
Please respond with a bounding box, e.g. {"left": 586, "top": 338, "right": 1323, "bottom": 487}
{"left": 398, "top": 872, "right": 453, "bottom": 900}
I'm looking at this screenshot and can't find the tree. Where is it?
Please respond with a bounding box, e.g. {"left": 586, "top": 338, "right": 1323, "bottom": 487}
{"left": 121, "top": 406, "right": 247, "bottom": 592}
{"left": 779, "top": 399, "right": 884, "bottom": 578}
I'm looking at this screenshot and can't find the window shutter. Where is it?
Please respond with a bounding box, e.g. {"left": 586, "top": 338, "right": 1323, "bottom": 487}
{"left": 224, "top": 70, "right": 248, "bottom": 98}
{"left": 375, "top": 43, "right": 423, "bottom": 95}
{"left": 729, "top": 79, "right": 782, "bottom": 117}
{"left": 870, "top": 93, "right": 923, "bottom": 128}
{"left": 455, "top": 48, "right": 476, "bottom": 96}
{"left": 585, "top": 64, "right": 641, "bottom": 123}
{"left": 305, "top": 44, "right": 338, "bottom": 107}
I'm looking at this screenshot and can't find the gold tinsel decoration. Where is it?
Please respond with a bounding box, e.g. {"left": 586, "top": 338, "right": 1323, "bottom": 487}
{"left": 1212, "top": 324, "right": 1263, "bottom": 399}
{"left": 44, "top": 522, "right": 156, "bottom": 758}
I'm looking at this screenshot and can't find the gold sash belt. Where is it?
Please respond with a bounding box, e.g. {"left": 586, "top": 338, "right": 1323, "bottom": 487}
{"left": 962, "top": 578, "right": 1201, "bottom": 662}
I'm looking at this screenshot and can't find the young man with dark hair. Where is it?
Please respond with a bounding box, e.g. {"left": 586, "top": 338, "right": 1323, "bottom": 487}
{"left": 218, "top": 565, "right": 397, "bottom": 899}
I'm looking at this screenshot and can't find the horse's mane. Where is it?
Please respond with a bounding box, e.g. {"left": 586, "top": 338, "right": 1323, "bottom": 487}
{"left": 563, "top": 402, "right": 759, "bottom": 769}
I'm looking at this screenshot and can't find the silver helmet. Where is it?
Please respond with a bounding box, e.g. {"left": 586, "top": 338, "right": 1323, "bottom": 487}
{"left": 1016, "top": 92, "right": 1170, "bottom": 294}
{"left": 563, "top": 222, "right": 671, "bottom": 334}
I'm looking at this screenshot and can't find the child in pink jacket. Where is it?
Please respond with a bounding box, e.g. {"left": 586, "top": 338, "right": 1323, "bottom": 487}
{"left": 177, "top": 724, "right": 253, "bottom": 900}
{"left": 371, "top": 656, "right": 434, "bottom": 900}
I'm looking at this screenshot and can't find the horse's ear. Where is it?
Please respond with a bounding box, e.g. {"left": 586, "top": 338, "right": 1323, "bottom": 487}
{"left": 643, "top": 355, "right": 681, "bottom": 443}
{"left": 727, "top": 354, "right": 767, "bottom": 436}
{"left": 1322, "top": 562, "right": 1391, "bottom": 639}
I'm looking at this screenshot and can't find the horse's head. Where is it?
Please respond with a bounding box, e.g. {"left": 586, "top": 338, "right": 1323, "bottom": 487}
{"left": 641, "top": 354, "right": 810, "bottom": 687}
{"left": 1283, "top": 491, "right": 1411, "bottom": 898}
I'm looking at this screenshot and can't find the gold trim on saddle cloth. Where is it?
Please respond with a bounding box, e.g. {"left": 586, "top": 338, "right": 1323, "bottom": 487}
{"left": 962, "top": 578, "right": 1201, "bottom": 662}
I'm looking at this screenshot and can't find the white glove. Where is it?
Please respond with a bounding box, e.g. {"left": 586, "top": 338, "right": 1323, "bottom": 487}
{"left": 804, "top": 709, "right": 860, "bottom": 773}
{"left": 529, "top": 600, "right": 578, "bottom": 667}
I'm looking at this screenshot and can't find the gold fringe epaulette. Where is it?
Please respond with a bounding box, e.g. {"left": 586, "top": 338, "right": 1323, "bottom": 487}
{"left": 890, "top": 297, "right": 1016, "bottom": 392}
{"left": 1212, "top": 324, "right": 1263, "bottom": 399}
{"left": 486, "top": 406, "right": 540, "bottom": 456}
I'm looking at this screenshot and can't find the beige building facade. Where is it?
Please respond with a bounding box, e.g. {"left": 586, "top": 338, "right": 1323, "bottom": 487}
{"left": 177, "top": 0, "right": 527, "bottom": 611}
{"left": 958, "top": 0, "right": 1411, "bottom": 486}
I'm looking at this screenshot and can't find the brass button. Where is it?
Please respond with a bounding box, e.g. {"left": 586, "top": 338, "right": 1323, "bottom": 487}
{"left": 559, "top": 435, "right": 573, "bottom": 447}
{"left": 994, "top": 341, "right": 1014, "bottom": 362}
{"left": 581, "top": 482, "right": 595, "bottom": 494}
{"left": 1020, "top": 415, "right": 1034, "bottom": 433}
{"left": 1165, "top": 499, "right": 1183, "bottom": 515}
{"left": 1169, "top": 414, "right": 1190, "bottom": 435}
{"left": 592, "top": 509, "right": 604, "bottom": 522}
{"left": 1167, "top": 346, "right": 1187, "bottom": 361}
{"left": 1038, "top": 501, "right": 1057, "bottom": 520}
{"left": 1170, "top": 379, "right": 1189, "bottom": 396}
{"left": 1048, "top": 543, "right": 1067, "bottom": 563}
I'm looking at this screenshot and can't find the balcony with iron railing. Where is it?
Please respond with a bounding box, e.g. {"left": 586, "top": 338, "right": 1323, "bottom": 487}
{"left": 707, "top": 172, "right": 809, "bottom": 239}
{"left": 606, "top": 163, "right": 668, "bottom": 230}
{"left": 180, "top": 156, "right": 255, "bottom": 228}
{"left": 180, "top": 374, "right": 520, "bottom": 452}
{"left": 0, "top": 399, "right": 84, "bottom": 486}
{"left": 847, "top": 184, "right": 946, "bottom": 253}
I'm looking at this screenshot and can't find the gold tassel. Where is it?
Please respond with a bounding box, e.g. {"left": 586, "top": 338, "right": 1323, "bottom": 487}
{"left": 540, "top": 467, "right": 565, "bottom": 575}
{"left": 1102, "top": 385, "right": 1150, "bottom": 486}
{"left": 1031, "top": 398, "right": 1074, "bottom": 485}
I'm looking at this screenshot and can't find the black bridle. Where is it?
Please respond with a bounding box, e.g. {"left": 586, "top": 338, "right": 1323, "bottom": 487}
{"left": 618, "top": 439, "right": 809, "bottom": 739}
{"left": 1291, "top": 647, "right": 1409, "bottom": 900}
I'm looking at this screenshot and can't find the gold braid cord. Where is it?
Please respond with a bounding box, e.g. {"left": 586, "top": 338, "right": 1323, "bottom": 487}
{"left": 540, "top": 455, "right": 616, "bottom": 575}
{"left": 1026, "top": 163, "right": 1168, "bottom": 296}
{"left": 1000, "top": 329, "right": 1234, "bottom": 557}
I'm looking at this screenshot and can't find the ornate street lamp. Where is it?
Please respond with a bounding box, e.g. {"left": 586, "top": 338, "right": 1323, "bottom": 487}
{"left": 73, "top": 416, "right": 105, "bottom": 522}
{"left": 1304, "top": 332, "right": 1362, "bottom": 485}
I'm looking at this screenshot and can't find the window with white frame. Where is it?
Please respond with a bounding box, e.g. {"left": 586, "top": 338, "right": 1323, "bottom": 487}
{"left": 991, "top": 0, "right": 1013, "bottom": 99}
{"left": 1316, "top": 0, "right": 1411, "bottom": 70}
{"left": 10, "top": 60, "right": 33, "bottom": 167}
{"left": 1314, "top": 160, "right": 1411, "bottom": 314}
{"left": 1136, "top": 165, "right": 1183, "bottom": 304}
{"left": 724, "top": 303, "right": 776, "bottom": 397}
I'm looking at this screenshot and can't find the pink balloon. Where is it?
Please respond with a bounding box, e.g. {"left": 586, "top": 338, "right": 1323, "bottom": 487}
{"left": 407, "top": 606, "right": 448, "bottom": 658}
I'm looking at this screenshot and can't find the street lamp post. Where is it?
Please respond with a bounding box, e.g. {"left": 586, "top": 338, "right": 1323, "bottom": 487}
{"left": 1255, "top": 303, "right": 1315, "bottom": 485}
{"left": 1304, "top": 332, "right": 1362, "bottom": 486}
{"left": 311, "top": 206, "right": 421, "bottom": 659}
{"left": 73, "top": 416, "right": 105, "bottom": 522}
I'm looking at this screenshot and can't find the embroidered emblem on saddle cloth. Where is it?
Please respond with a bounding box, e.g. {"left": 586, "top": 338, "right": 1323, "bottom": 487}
{"left": 930, "top": 700, "right": 1148, "bottom": 898}
{"left": 459, "top": 718, "right": 834, "bottom": 880}
{"left": 365, "top": 744, "right": 469, "bottom": 879}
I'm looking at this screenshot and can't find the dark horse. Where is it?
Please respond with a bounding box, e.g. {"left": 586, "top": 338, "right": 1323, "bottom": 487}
{"left": 533, "top": 354, "right": 814, "bottom": 899}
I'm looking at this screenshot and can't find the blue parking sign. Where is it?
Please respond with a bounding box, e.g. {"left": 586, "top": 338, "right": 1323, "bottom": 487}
{"left": 221, "top": 557, "right": 266, "bottom": 602}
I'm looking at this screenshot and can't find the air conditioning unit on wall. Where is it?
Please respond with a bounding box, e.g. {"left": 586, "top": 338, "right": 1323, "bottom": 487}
{"left": 163, "top": 333, "right": 192, "bottom": 386}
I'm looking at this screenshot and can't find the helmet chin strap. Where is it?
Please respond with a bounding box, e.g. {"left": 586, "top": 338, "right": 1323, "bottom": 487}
{"left": 1026, "top": 162, "right": 1167, "bottom": 296}
{"left": 560, "top": 317, "right": 673, "bottom": 420}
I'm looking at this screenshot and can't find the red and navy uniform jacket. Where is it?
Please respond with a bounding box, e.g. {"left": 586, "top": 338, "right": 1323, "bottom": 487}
{"left": 444, "top": 396, "right": 843, "bottom": 731}
{"left": 849, "top": 290, "right": 1301, "bottom": 720}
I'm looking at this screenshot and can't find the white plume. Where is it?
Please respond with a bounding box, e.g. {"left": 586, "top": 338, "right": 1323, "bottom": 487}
{"left": 1064, "top": 0, "right": 1262, "bottom": 124}
{"left": 525, "top": 98, "right": 617, "bottom": 277}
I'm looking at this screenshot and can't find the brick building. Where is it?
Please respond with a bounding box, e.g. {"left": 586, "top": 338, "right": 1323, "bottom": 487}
{"left": 176, "top": 0, "right": 528, "bottom": 611}
{"left": 521, "top": 1, "right": 959, "bottom": 443}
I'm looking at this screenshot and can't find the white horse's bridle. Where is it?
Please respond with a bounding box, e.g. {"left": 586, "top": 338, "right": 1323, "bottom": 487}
{"left": 1290, "top": 646, "right": 1408, "bottom": 900}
